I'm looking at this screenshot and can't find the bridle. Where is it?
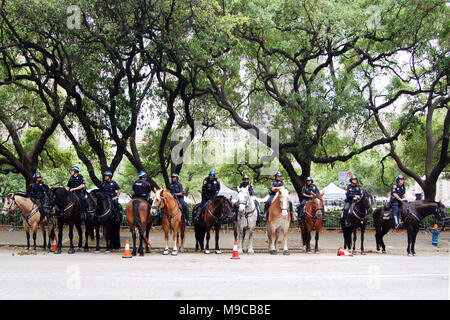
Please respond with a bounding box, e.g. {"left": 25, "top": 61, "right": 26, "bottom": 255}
{"left": 236, "top": 189, "right": 256, "bottom": 218}
{"left": 305, "top": 196, "right": 324, "bottom": 220}
{"left": 87, "top": 193, "right": 111, "bottom": 221}
{"left": 153, "top": 193, "right": 180, "bottom": 223}
{"left": 351, "top": 191, "right": 372, "bottom": 221}
{"left": 2, "top": 194, "right": 16, "bottom": 215}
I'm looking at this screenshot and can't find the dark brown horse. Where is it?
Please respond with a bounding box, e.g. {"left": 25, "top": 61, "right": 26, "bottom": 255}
{"left": 341, "top": 190, "right": 373, "bottom": 255}
{"left": 374, "top": 200, "right": 448, "bottom": 255}
{"left": 151, "top": 189, "right": 185, "bottom": 256}
{"left": 48, "top": 188, "right": 87, "bottom": 254}
{"left": 300, "top": 192, "right": 324, "bottom": 254}
{"left": 194, "top": 196, "right": 234, "bottom": 254}
{"left": 125, "top": 198, "right": 152, "bottom": 256}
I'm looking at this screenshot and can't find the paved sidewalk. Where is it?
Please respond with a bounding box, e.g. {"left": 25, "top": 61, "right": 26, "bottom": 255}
{"left": 1, "top": 226, "right": 448, "bottom": 254}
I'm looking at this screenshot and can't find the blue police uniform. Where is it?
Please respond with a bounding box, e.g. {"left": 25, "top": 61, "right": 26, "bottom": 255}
{"left": 237, "top": 181, "right": 261, "bottom": 218}
{"left": 388, "top": 182, "right": 406, "bottom": 225}
{"left": 343, "top": 183, "right": 362, "bottom": 219}
{"left": 169, "top": 181, "right": 190, "bottom": 225}
{"left": 264, "top": 179, "right": 293, "bottom": 217}
{"left": 67, "top": 173, "right": 87, "bottom": 214}
{"left": 298, "top": 183, "right": 320, "bottom": 214}
{"left": 195, "top": 176, "right": 220, "bottom": 219}
{"left": 99, "top": 179, "right": 122, "bottom": 213}
{"left": 132, "top": 178, "right": 152, "bottom": 203}
{"left": 27, "top": 181, "right": 50, "bottom": 218}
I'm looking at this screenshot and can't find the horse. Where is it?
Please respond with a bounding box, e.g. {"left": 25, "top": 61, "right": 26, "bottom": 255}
{"left": 341, "top": 190, "right": 373, "bottom": 255}
{"left": 233, "top": 186, "right": 258, "bottom": 255}
{"left": 193, "top": 195, "right": 234, "bottom": 254}
{"left": 373, "top": 200, "right": 448, "bottom": 256}
{"left": 85, "top": 189, "right": 121, "bottom": 253}
{"left": 151, "top": 189, "right": 185, "bottom": 256}
{"left": 266, "top": 187, "right": 291, "bottom": 255}
{"left": 48, "top": 187, "right": 87, "bottom": 254}
{"left": 125, "top": 197, "right": 152, "bottom": 256}
{"left": 1, "top": 192, "right": 56, "bottom": 251}
{"left": 299, "top": 192, "right": 325, "bottom": 254}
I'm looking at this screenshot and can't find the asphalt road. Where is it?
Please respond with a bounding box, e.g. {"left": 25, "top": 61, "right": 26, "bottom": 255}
{"left": 0, "top": 248, "right": 448, "bottom": 300}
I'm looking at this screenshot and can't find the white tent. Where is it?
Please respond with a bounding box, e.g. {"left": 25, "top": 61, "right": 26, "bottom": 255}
{"left": 321, "top": 183, "right": 346, "bottom": 201}
{"left": 217, "top": 182, "right": 239, "bottom": 200}
{"left": 87, "top": 188, "right": 131, "bottom": 205}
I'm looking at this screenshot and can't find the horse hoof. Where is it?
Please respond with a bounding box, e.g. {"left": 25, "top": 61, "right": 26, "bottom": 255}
{"left": 306, "top": 250, "right": 311, "bottom": 254}
{"left": 76, "top": 248, "right": 82, "bottom": 252}
{"left": 283, "top": 250, "right": 290, "bottom": 255}
{"left": 171, "top": 250, "right": 178, "bottom": 256}
{"left": 361, "top": 251, "right": 366, "bottom": 255}
{"left": 84, "top": 248, "right": 89, "bottom": 252}
{"left": 139, "top": 252, "right": 144, "bottom": 257}
{"left": 382, "top": 250, "right": 386, "bottom": 254}
{"left": 270, "top": 250, "right": 277, "bottom": 255}
{"left": 215, "top": 250, "right": 222, "bottom": 254}
{"left": 105, "top": 250, "right": 111, "bottom": 254}
{"left": 163, "top": 250, "right": 169, "bottom": 255}
{"left": 204, "top": 250, "right": 210, "bottom": 254}
{"left": 314, "top": 250, "right": 320, "bottom": 254}
{"left": 68, "top": 248, "right": 75, "bottom": 254}
{"left": 248, "top": 250, "right": 254, "bottom": 255}
{"left": 94, "top": 251, "right": 100, "bottom": 254}
{"left": 54, "top": 249, "right": 61, "bottom": 254}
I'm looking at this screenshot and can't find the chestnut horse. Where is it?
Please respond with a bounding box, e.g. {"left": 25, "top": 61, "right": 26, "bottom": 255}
{"left": 151, "top": 189, "right": 185, "bottom": 256}
{"left": 373, "top": 200, "right": 448, "bottom": 256}
{"left": 300, "top": 192, "right": 324, "bottom": 253}
{"left": 194, "top": 196, "right": 234, "bottom": 254}
{"left": 267, "top": 187, "right": 291, "bottom": 255}
{"left": 1, "top": 192, "right": 56, "bottom": 251}
{"left": 125, "top": 198, "right": 152, "bottom": 256}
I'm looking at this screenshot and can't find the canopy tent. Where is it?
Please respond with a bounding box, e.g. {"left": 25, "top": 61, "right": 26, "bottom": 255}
{"left": 87, "top": 188, "right": 131, "bottom": 205}
{"left": 217, "top": 181, "right": 239, "bottom": 200}
{"left": 321, "top": 183, "right": 346, "bottom": 201}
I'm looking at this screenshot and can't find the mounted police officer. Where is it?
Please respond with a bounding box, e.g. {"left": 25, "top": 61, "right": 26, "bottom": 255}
{"left": 99, "top": 170, "right": 122, "bottom": 221}
{"left": 169, "top": 173, "right": 190, "bottom": 226}
{"left": 193, "top": 170, "right": 221, "bottom": 224}
{"left": 297, "top": 177, "right": 320, "bottom": 221}
{"left": 132, "top": 171, "right": 152, "bottom": 204}
{"left": 385, "top": 174, "right": 407, "bottom": 229}
{"left": 263, "top": 171, "right": 293, "bottom": 221}
{"left": 236, "top": 174, "right": 262, "bottom": 221}
{"left": 27, "top": 173, "right": 50, "bottom": 222}
{"left": 66, "top": 166, "right": 87, "bottom": 219}
{"left": 342, "top": 175, "right": 362, "bottom": 225}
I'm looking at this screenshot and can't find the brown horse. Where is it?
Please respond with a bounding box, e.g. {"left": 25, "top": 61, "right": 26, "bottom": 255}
{"left": 193, "top": 196, "right": 234, "bottom": 254}
{"left": 1, "top": 192, "right": 56, "bottom": 251}
{"left": 300, "top": 192, "right": 324, "bottom": 254}
{"left": 267, "top": 187, "right": 291, "bottom": 255}
{"left": 151, "top": 189, "right": 185, "bottom": 256}
{"left": 373, "top": 200, "right": 448, "bottom": 255}
{"left": 125, "top": 198, "right": 152, "bottom": 256}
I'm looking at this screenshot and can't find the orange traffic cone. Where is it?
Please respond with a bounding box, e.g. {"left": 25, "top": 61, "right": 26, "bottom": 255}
{"left": 50, "top": 236, "right": 57, "bottom": 252}
{"left": 337, "top": 247, "right": 354, "bottom": 257}
{"left": 122, "top": 240, "right": 132, "bottom": 258}
{"left": 231, "top": 241, "right": 240, "bottom": 259}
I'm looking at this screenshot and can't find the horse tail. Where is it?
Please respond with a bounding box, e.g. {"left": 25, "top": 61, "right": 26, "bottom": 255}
{"left": 132, "top": 199, "right": 149, "bottom": 246}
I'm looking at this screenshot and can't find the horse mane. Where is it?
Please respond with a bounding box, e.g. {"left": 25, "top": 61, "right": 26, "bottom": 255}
{"left": 13, "top": 191, "right": 28, "bottom": 198}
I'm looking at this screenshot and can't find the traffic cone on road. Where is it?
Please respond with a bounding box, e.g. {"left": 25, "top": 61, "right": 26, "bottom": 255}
{"left": 50, "top": 236, "right": 57, "bottom": 252}
{"left": 122, "top": 240, "right": 132, "bottom": 258}
{"left": 337, "top": 247, "right": 354, "bottom": 257}
{"left": 231, "top": 241, "right": 240, "bottom": 259}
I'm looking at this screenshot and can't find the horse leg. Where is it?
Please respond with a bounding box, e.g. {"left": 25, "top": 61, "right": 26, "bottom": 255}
{"left": 282, "top": 225, "right": 290, "bottom": 255}
{"left": 68, "top": 224, "right": 75, "bottom": 254}
{"left": 55, "top": 221, "right": 63, "bottom": 254}
{"left": 95, "top": 225, "right": 101, "bottom": 252}
{"left": 41, "top": 223, "right": 47, "bottom": 251}
{"left": 163, "top": 221, "right": 169, "bottom": 255}
{"left": 375, "top": 229, "right": 381, "bottom": 251}
{"left": 32, "top": 229, "right": 37, "bottom": 251}
{"left": 172, "top": 223, "right": 178, "bottom": 256}
{"left": 238, "top": 227, "right": 244, "bottom": 254}
{"left": 411, "top": 228, "right": 418, "bottom": 256}
{"left": 131, "top": 227, "right": 137, "bottom": 256}
{"left": 25, "top": 230, "right": 30, "bottom": 251}
{"left": 360, "top": 225, "right": 366, "bottom": 255}
{"left": 204, "top": 228, "right": 211, "bottom": 254}
{"left": 138, "top": 232, "right": 144, "bottom": 256}
{"left": 179, "top": 223, "right": 185, "bottom": 253}
{"left": 314, "top": 230, "right": 320, "bottom": 253}
{"left": 352, "top": 229, "right": 357, "bottom": 254}
{"left": 248, "top": 227, "right": 255, "bottom": 255}
{"left": 145, "top": 225, "right": 151, "bottom": 253}
{"left": 215, "top": 225, "right": 221, "bottom": 254}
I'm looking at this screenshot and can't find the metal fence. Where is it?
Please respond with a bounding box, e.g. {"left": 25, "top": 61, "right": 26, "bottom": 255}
{"left": 2, "top": 204, "right": 442, "bottom": 231}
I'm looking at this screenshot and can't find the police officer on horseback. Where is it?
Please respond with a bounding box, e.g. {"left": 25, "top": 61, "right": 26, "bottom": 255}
{"left": 297, "top": 177, "right": 320, "bottom": 221}
{"left": 263, "top": 171, "right": 293, "bottom": 221}
{"left": 193, "top": 170, "right": 220, "bottom": 224}
{"left": 342, "top": 175, "right": 362, "bottom": 225}
{"left": 66, "top": 166, "right": 87, "bottom": 219}
{"left": 169, "top": 173, "right": 191, "bottom": 226}
{"left": 27, "top": 173, "right": 50, "bottom": 222}
{"left": 132, "top": 171, "right": 152, "bottom": 204}
{"left": 236, "top": 174, "right": 262, "bottom": 221}
{"left": 385, "top": 174, "right": 407, "bottom": 229}
{"left": 99, "top": 170, "right": 123, "bottom": 221}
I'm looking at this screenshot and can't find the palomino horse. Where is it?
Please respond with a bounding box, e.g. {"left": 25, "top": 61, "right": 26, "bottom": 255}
{"left": 233, "top": 186, "right": 258, "bottom": 255}
{"left": 341, "top": 190, "right": 373, "bottom": 255}
{"left": 1, "top": 192, "right": 56, "bottom": 251}
{"left": 49, "top": 188, "right": 87, "bottom": 254}
{"left": 151, "top": 189, "right": 185, "bottom": 256}
{"left": 194, "top": 196, "right": 234, "bottom": 254}
{"left": 300, "top": 192, "right": 324, "bottom": 253}
{"left": 125, "top": 197, "right": 152, "bottom": 256}
{"left": 267, "top": 187, "right": 291, "bottom": 255}
{"left": 373, "top": 200, "right": 448, "bottom": 255}
{"left": 85, "top": 189, "right": 121, "bottom": 253}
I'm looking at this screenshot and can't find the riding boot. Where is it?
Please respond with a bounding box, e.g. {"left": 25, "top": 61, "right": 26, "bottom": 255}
{"left": 262, "top": 203, "right": 269, "bottom": 222}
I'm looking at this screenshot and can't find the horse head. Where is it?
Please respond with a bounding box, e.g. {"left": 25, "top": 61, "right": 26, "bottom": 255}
{"left": 1, "top": 193, "right": 17, "bottom": 216}
{"left": 237, "top": 186, "right": 251, "bottom": 214}
{"left": 151, "top": 188, "right": 166, "bottom": 215}
{"left": 278, "top": 187, "right": 290, "bottom": 217}
{"left": 221, "top": 196, "right": 234, "bottom": 223}
{"left": 434, "top": 200, "right": 448, "bottom": 222}
{"left": 310, "top": 192, "right": 324, "bottom": 218}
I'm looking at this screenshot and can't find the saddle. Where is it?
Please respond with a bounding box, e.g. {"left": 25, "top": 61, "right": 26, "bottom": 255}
{"left": 382, "top": 205, "right": 410, "bottom": 220}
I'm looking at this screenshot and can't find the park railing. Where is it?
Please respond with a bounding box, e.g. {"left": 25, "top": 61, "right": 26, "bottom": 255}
{"left": 1, "top": 204, "right": 444, "bottom": 231}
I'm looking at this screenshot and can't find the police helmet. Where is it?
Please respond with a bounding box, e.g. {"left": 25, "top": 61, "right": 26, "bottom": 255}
{"left": 242, "top": 174, "right": 249, "bottom": 180}
{"left": 138, "top": 171, "right": 147, "bottom": 178}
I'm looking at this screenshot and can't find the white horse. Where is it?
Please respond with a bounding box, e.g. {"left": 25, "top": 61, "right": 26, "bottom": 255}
{"left": 233, "top": 186, "right": 258, "bottom": 254}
